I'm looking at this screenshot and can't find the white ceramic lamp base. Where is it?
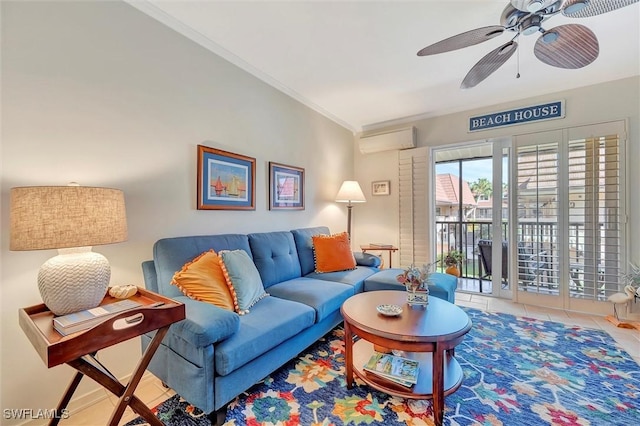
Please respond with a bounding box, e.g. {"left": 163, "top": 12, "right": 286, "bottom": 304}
{"left": 37, "top": 247, "right": 110, "bottom": 316}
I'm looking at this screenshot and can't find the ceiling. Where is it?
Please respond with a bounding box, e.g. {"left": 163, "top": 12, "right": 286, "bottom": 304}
{"left": 129, "top": 1, "right": 640, "bottom": 132}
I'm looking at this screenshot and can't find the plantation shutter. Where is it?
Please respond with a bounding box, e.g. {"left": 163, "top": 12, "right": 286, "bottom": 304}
{"left": 514, "top": 140, "right": 561, "bottom": 291}
{"left": 566, "top": 122, "right": 626, "bottom": 300}
{"left": 513, "top": 120, "right": 627, "bottom": 307}
{"left": 399, "top": 147, "right": 429, "bottom": 268}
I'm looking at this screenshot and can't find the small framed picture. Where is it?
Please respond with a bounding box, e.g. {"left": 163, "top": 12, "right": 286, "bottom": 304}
{"left": 197, "top": 145, "right": 256, "bottom": 210}
{"left": 269, "top": 162, "right": 304, "bottom": 210}
{"left": 372, "top": 180, "right": 390, "bottom": 196}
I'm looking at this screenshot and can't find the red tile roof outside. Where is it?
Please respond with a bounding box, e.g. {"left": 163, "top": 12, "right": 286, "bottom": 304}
{"left": 436, "top": 174, "right": 476, "bottom": 207}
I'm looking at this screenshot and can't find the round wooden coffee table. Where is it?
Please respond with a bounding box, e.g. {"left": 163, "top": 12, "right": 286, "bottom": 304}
{"left": 341, "top": 290, "right": 472, "bottom": 426}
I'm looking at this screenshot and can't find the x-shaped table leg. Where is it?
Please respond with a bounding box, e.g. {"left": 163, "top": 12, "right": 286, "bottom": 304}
{"left": 49, "top": 326, "right": 169, "bottom": 426}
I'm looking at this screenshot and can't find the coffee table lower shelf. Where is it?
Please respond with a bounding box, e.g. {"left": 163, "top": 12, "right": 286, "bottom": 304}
{"left": 352, "top": 340, "right": 464, "bottom": 399}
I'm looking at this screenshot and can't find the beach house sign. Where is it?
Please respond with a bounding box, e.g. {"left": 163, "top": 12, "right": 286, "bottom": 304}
{"left": 469, "top": 100, "right": 564, "bottom": 132}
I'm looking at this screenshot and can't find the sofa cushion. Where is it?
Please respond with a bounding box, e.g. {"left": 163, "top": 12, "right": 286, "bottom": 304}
{"left": 304, "top": 266, "right": 379, "bottom": 293}
{"left": 214, "top": 296, "right": 315, "bottom": 376}
{"left": 220, "top": 250, "right": 268, "bottom": 314}
{"left": 153, "top": 234, "right": 252, "bottom": 298}
{"left": 291, "top": 226, "right": 330, "bottom": 275}
{"left": 354, "top": 252, "right": 383, "bottom": 268}
{"left": 169, "top": 296, "right": 240, "bottom": 348}
{"left": 312, "top": 232, "right": 356, "bottom": 273}
{"left": 248, "top": 231, "right": 302, "bottom": 288}
{"left": 267, "top": 277, "right": 355, "bottom": 323}
{"left": 171, "top": 250, "right": 239, "bottom": 312}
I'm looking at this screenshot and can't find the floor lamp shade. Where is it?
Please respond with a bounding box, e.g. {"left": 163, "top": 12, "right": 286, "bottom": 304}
{"left": 335, "top": 181, "right": 366, "bottom": 238}
{"left": 10, "top": 186, "right": 128, "bottom": 315}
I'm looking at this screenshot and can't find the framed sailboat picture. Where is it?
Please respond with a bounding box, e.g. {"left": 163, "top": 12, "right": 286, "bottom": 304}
{"left": 269, "top": 162, "right": 304, "bottom": 210}
{"left": 197, "top": 145, "right": 256, "bottom": 210}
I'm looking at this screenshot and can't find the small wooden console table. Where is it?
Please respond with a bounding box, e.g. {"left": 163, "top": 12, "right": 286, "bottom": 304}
{"left": 19, "top": 287, "right": 185, "bottom": 426}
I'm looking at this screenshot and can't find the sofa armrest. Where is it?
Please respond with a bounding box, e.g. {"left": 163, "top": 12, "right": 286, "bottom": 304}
{"left": 141, "top": 260, "right": 159, "bottom": 293}
{"left": 354, "top": 252, "right": 382, "bottom": 268}
{"left": 170, "top": 296, "right": 240, "bottom": 348}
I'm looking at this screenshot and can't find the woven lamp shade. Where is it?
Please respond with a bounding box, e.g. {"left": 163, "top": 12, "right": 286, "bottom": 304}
{"left": 10, "top": 186, "right": 128, "bottom": 315}
{"left": 10, "top": 186, "right": 127, "bottom": 251}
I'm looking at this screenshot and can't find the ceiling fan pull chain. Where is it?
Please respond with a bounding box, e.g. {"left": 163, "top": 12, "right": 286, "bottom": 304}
{"left": 517, "top": 42, "right": 521, "bottom": 78}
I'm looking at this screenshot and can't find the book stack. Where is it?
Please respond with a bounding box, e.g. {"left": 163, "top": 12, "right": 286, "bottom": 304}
{"left": 53, "top": 299, "right": 142, "bottom": 336}
{"left": 363, "top": 352, "right": 419, "bottom": 387}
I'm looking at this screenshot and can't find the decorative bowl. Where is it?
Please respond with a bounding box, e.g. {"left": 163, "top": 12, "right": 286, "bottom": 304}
{"left": 376, "top": 304, "right": 403, "bottom": 316}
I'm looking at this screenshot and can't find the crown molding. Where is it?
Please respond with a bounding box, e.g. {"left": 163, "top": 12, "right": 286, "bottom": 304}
{"left": 124, "top": 0, "right": 357, "bottom": 133}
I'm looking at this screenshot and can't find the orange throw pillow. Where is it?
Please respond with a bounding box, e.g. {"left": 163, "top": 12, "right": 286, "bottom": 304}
{"left": 171, "top": 250, "right": 239, "bottom": 312}
{"left": 312, "top": 232, "right": 357, "bottom": 273}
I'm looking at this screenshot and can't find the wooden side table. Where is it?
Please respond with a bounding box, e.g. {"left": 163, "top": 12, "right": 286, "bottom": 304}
{"left": 19, "top": 287, "right": 185, "bottom": 426}
{"left": 360, "top": 245, "right": 398, "bottom": 268}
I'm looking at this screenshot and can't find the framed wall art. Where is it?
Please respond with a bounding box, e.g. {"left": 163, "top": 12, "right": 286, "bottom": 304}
{"left": 269, "top": 162, "right": 304, "bottom": 210}
{"left": 371, "top": 180, "right": 390, "bottom": 196}
{"left": 197, "top": 145, "right": 256, "bottom": 210}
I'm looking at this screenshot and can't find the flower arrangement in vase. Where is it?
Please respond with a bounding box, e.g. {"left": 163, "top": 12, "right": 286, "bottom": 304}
{"left": 396, "top": 262, "right": 435, "bottom": 307}
{"left": 444, "top": 250, "right": 464, "bottom": 277}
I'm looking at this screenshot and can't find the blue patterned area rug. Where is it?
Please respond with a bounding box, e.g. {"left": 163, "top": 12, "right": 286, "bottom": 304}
{"left": 127, "top": 308, "right": 640, "bottom": 425}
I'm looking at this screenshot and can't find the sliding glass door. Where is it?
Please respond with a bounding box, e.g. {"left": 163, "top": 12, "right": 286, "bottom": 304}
{"left": 432, "top": 140, "right": 510, "bottom": 297}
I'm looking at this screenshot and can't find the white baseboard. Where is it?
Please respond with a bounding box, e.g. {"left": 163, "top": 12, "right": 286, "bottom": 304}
{"left": 20, "top": 372, "right": 153, "bottom": 426}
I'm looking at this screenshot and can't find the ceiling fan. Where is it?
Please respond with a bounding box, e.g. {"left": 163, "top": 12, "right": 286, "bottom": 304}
{"left": 417, "top": 0, "right": 639, "bottom": 89}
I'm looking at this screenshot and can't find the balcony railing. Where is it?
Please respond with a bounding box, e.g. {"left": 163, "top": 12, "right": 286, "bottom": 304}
{"left": 435, "top": 220, "right": 508, "bottom": 278}
{"left": 434, "top": 220, "right": 616, "bottom": 299}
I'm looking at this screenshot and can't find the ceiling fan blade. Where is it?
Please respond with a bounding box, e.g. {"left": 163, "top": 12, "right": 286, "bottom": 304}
{"left": 534, "top": 24, "right": 599, "bottom": 69}
{"left": 562, "top": 0, "right": 639, "bottom": 18}
{"left": 461, "top": 41, "right": 518, "bottom": 89}
{"left": 417, "top": 26, "right": 505, "bottom": 56}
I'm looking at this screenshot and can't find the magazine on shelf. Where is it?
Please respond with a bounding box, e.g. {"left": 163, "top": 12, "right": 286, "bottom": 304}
{"left": 363, "top": 352, "right": 419, "bottom": 387}
{"left": 365, "top": 370, "right": 414, "bottom": 388}
{"left": 53, "top": 299, "right": 142, "bottom": 336}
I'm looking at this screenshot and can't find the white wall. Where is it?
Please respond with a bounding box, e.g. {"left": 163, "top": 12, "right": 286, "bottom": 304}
{"left": 0, "top": 1, "right": 355, "bottom": 422}
{"left": 354, "top": 76, "right": 640, "bottom": 275}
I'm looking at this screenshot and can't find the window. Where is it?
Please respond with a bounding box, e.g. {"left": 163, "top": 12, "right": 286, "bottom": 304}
{"left": 513, "top": 121, "right": 627, "bottom": 308}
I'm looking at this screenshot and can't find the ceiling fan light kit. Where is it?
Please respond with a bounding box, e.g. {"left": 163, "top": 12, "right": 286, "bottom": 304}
{"left": 418, "top": 0, "right": 639, "bottom": 88}
{"left": 511, "top": 0, "right": 557, "bottom": 13}
{"left": 520, "top": 15, "right": 543, "bottom": 35}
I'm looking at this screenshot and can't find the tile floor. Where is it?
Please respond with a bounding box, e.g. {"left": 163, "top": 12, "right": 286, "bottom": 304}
{"left": 57, "top": 375, "right": 176, "bottom": 425}
{"left": 58, "top": 292, "right": 640, "bottom": 425}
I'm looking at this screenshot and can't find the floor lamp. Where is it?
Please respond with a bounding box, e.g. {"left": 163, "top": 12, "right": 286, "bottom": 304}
{"left": 335, "top": 181, "right": 366, "bottom": 238}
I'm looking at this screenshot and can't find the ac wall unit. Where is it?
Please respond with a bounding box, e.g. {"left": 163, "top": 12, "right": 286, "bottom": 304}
{"left": 358, "top": 126, "right": 416, "bottom": 154}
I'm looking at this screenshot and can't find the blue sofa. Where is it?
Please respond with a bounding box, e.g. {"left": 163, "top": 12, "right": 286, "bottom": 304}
{"left": 141, "top": 226, "right": 381, "bottom": 420}
{"left": 141, "top": 226, "right": 457, "bottom": 422}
